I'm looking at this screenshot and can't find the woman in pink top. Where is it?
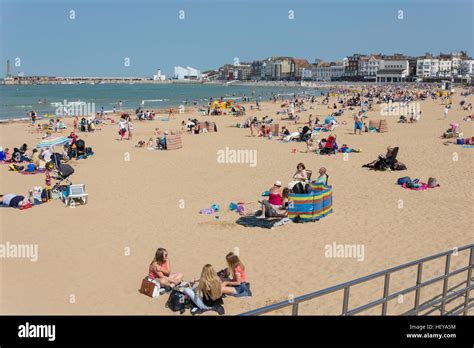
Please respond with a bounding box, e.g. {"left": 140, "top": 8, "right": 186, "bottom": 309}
{"left": 221, "top": 253, "right": 251, "bottom": 297}
{"left": 257, "top": 181, "right": 287, "bottom": 219}
{"left": 148, "top": 248, "right": 183, "bottom": 288}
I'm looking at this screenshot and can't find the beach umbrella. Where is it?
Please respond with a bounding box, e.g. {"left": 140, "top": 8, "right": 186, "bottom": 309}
{"left": 37, "top": 136, "right": 71, "bottom": 149}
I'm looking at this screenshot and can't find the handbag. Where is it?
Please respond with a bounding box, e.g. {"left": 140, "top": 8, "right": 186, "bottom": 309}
{"left": 140, "top": 277, "right": 161, "bottom": 298}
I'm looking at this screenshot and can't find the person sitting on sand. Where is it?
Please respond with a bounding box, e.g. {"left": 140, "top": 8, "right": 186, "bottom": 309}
{"left": 148, "top": 248, "right": 183, "bottom": 289}
{"left": 257, "top": 181, "right": 289, "bottom": 219}
{"left": 280, "top": 126, "right": 291, "bottom": 139}
{"left": 145, "top": 138, "right": 154, "bottom": 148}
{"left": 183, "top": 264, "right": 225, "bottom": 315}
{"left": 221, "top": 252, "right": 251, "bottom": 297}
{"left": 157, "top": 131, "right": 168, "bottom": 149}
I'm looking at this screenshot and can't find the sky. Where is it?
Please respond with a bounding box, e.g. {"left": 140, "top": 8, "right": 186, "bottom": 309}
{"left": 0, "top": 0, "right": 473, "bottom": 78}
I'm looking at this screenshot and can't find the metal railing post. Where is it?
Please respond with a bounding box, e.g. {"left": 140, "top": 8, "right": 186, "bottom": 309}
{"left": 414, "top": 263, "right": 423, "bottom": 314}
{"left": 342, "top": 287, "right": 350, "bottom": 315}
{"left": 464, "top": 247, "right": 474, "bottom": 315}
{"left": 292, "top": 302, "right": 299, "bottom": 316}
{"left": 381, "top": 273, "right": 391, "bottom": 315}
{"left": 440, "top": 254, "right": 451, "bottom": 315}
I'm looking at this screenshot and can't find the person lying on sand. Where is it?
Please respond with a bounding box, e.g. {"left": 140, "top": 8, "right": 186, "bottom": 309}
{"left": 0, "top": 192, "right": 34, "bottom": 209}
{"left": 148, "top": 248, "right": 183, "bottom": 289}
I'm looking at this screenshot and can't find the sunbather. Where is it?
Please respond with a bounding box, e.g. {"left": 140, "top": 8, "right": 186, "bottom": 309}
{"left": 148, "top": 248, "right": 183, "bottom": 288}
{"left": 0, "top": 192, "right": 34, "bottom": 209}
{"left": 221, "top": 253, "right": 251, "bottom": 297}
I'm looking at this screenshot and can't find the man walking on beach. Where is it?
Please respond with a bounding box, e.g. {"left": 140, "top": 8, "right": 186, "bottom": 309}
{"left": 444, "top": 106, "right": 449, "bottom": 119}
{"left": 168, "top": 107, "right": 175, "bottom": 120}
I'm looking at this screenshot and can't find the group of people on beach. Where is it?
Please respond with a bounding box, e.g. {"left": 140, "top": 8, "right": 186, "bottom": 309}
{"left": 147, "top": 247, "right": 250, "bottom": 314}
{"left": 256, "top": 163, "right": 329, "bottom": 219}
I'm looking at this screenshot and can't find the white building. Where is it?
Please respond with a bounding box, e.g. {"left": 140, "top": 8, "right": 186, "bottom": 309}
{"left": 358, "top": 57, "right": 369, "bottom": 77}
{"left": 305, "top": 63, "right": 344, "bottom": 81}
{"left": 438, "top": 59, "right": 452, "bottom": 78}
{"left": 367, "top": 55, "right": 381, "bottom": 77}
{"left": 152, "top": 69, "right": 166, "bottom": 81}
{"left": 416, "top": 59, "right": 439, "bottom": 78}
{"left": 301, "top": 67, "right": 313, "bottom": 80}
{"left": 461, "top": 60, "right": 474, "bottom": 76}
{"left": 376, "top": 60, "right": 409, "bottom": 83}
{"left": 173, "top": 66, "right": 202, "bottom": 80}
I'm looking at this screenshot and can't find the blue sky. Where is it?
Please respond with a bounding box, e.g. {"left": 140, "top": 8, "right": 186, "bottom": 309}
{"left": 0, "top": 0, "right": 472, "bottom": 78}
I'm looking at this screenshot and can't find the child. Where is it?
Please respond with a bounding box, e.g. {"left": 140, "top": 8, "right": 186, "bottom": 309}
{"left": 44, "top": 162, "right": 53, "bottom": 201}
{"left": 146, "top": 138, "right": 154, "bottom": 149}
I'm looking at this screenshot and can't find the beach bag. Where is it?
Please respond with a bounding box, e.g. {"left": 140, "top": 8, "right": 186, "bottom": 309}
{"left": 217, "top": 269, "right": 231, "bottom": 282}
{"left": 397, "top": 177, "right": 411, "bottom": 185}
{"left": 456, "top": 138, "right": 465, "bottom": 145}
{"left": 140, "top": 277, "right": 161, "bottom": 298}
{"left": 166, "top": 288, "right": 190, "bottom": 314}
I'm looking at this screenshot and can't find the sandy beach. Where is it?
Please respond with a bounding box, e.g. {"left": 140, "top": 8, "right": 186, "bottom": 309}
{"left": 0, "top": 89, "right": 473, "bottom": 315}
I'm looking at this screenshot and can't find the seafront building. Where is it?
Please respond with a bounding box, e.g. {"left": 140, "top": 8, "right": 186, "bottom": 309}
{"left": 152, "top": 69, "right": 166, "bottom": 81}
{"left": 375, "top": 60, "right": 410, "bottom": 83}
{"left": 2, "top": 50, "right": 473, "bottom": 85}
{"left": 173, "top": 66, "right": 202, "bottom": 80}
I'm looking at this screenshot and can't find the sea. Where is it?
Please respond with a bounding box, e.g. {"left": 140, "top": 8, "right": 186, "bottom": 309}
{"left": 0, "top": 83, "right": 327, "bottom": 121}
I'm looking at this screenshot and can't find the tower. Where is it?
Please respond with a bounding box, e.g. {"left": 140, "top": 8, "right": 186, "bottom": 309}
{"left": 6, "top": 59, "right": 11, "bottom": 77}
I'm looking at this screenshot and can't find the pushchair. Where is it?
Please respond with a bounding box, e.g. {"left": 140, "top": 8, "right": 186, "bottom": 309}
{"left": 50, "top": 154, "right": 75, "bottom": 195}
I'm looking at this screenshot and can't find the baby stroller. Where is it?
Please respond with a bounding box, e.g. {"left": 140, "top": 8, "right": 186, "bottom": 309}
{"left": 50, "top": 154, "right": 75, "bottom": 195}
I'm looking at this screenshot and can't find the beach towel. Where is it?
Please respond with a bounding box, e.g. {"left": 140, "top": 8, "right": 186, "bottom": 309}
{"left": 401, "top": 182, "right": 429, "bottom": 191}
{"left": 235, "top": 216, "right": 282, "bottom": 229}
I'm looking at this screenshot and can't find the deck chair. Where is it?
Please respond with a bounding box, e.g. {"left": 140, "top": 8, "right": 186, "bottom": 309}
{"left": 377, "top": 147, "right": 399, "bottom": 171}
{"left": 63, "top": 184, "right": 88, "bottom": 206}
